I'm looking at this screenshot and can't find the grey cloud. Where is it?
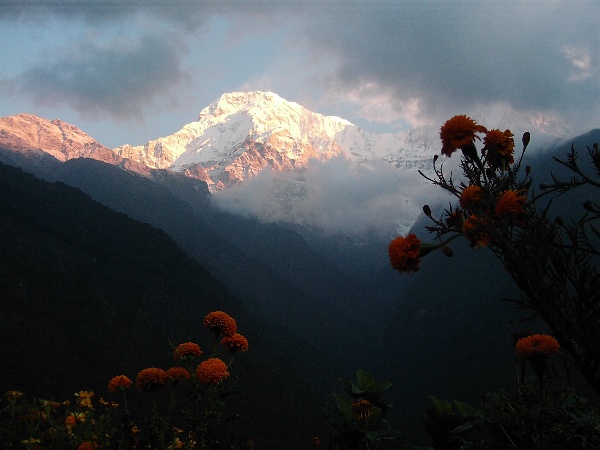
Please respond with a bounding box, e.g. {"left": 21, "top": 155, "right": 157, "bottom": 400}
{"left": 0, "top": 0, "right": 201, "bottom": 26}
{"left": 19, "top": 35, "right": 184, "bottom": 119}
{"left": 302, "top": 1, "right": 600, "bottom": 132}
{"left": 0, "top": 0, "right": 296, "bottom": 29}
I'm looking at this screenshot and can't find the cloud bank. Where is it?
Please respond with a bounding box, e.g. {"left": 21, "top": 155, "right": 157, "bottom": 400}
{"left": 212, "top": 155, "right": 441, "bottom": 238}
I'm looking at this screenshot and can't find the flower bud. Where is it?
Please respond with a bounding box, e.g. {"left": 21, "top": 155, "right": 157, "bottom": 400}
{"left": 442, "top": 246, "right": 454, "bottom": 257}
{"left": 583, "top": 200, "right": 596, "bottom": 212}
{"left": 539, "top": 183, "right": 547, "bottom": 190}
{"left": 423, "top": 204, "right": 432, "bottom": 217}
{"left": 525, "top": 165, "right": 531, "bottom": 175}
{"left": 522, "top": 132, "right": 530, "bottom": 149}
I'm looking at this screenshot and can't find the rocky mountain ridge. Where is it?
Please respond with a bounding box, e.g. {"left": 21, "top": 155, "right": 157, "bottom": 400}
{"left": 114, "top": 91, "right": 438, "bottom": 191}
{"left": 0, "top": 113, "right": 153, "bottom": 176}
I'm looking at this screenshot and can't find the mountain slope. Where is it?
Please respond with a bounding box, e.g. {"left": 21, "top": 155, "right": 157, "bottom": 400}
{"left": 0, "top": 162, "right": 333, "bottom": 448}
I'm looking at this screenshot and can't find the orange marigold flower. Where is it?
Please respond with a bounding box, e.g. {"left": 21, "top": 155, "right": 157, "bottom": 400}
{"left": 65, "top": 414, "right": 77, "bottom": 426}
{"left": 135, "top": 368, "right": 168, "bottom": 392}
{"left": 221, "top": 333, "right": 249, "bottom": 353}
{"left": 352, "top": 399, "right": 372, "bottom": 420}
{"left": 388, "top": 233, "right": 421, "bottom": 273}
{"left": 483, "top": 129, "right": 515, "bottom": 170}
{"left": 462, "top": 215, "right": 491, "bottom": 248}
{"left": 515, "top": 334, "right": 560, "bottom": 358}
{"left": 77, "top": 441, "right": 98, "bottom": 450}
{"left": 203, "top": 311, "right": 237, "bottom": 337}
{"left": 173, "top": 342, "right": 203, "bottom": 360}
{"left": 167, "top": 367, "right": 191, "bottom": 384}
{"left": 196, "top": 358, "right": 230, "bottom": 384}
{"left": 108, "top": 375, "right": 132, "bottom": 393}
{"left": 495, "top": 190, "right": 527, "bottom": 218}
{"left": 440, "top": 115, "right": 487, "bottom": 157}
{"left": 459, "top": 185, "right": 485, "bottom": 211}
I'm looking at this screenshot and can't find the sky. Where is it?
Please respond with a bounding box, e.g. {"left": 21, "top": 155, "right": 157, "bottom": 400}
{"left": 1, "top": 0, "right": 599, "bottom": 150}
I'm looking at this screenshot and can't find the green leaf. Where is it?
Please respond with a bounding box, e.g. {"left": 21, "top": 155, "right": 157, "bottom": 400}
{"left": 333, "top": 393, "right": 354, "bottom": 422}
{"left": 356, "top": 369, "right": 375, "bottom": 390}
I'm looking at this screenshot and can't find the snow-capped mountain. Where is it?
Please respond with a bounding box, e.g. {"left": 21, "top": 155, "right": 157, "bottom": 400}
{"left": 114, "top": 91, "right": 438, "bottom": 191}
{"left": 0, "top": 113, "right": 153, "bottom": 176}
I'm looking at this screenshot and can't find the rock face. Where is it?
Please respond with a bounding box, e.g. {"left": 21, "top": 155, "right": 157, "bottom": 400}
{"left": 0, "top": 113, "right": 152, "bottom": 176}
{"left": 114, "top": 91, "right": 437, "bottom": 191}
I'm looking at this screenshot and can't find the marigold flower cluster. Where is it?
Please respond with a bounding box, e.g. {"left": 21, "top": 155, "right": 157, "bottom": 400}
{"left": 167, "top": 367, "right": 191, "bottom": 384}
{"left": 395, "top": 116, "right": 532, "bottom": 257}
{"left": 495, "top": 190, "right": 527, "bottom": 218}
{"left": 196, "top": 358, "right": 230, "bottom": 384}
{"left": 440, "top": 115, "right": 487, "bottom": 157}
{"left": 221, "top": 333, "right": 249, "bottom": 353}
{"left": 173, "top": 342, "right": 203, "bottom": 360}
{"left": 515, "top": 334, "right": 560, "bottom": 358}
{"left": 388, "top": 233, "right": 422, "bottom": 273}
{"left": 135, "top": 368, "right": 168, "bottom": 391}
{"left": 462, "top": 215, "right": 491, "bottom": 248}
{"left": 483, "top": 129, "right": 515, "bottom": 170}
{"left": 107, "top": 375, "right": 132, "bottom": 393}
{"left": 204, "top": 311, "right": 237, "bottom": 337}
{"left": 459, "top": 185, "right": 485, "bottom": 211}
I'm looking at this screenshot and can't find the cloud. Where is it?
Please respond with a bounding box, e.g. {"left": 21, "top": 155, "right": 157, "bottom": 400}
{"left": 301, "top": 0, "right": 600, "bottom": 135}
{"left": 18, "top": 34, "right": 185, "bottom": 119}
{"left": 213, "top": 155, "right": 440, "bottom": 237}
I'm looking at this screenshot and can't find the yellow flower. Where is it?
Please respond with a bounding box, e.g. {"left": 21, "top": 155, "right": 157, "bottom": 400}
{"left": 4, "top": 390, "right": 24, "bottom": 401}
{"left": 440, "top": 115, "right": 487, "bottom": 157}
{"left": 98, "top": 397, "right": 119, "bottom": 408}
{"left": 76, "top": 390, "right": 94, "bottom": 408}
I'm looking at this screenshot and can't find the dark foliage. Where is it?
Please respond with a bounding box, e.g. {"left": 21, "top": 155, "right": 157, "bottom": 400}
{"left": 0, "top": 162, "right": 329, "bottom": 448}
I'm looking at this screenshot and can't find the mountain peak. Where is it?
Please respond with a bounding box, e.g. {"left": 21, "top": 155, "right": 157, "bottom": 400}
{"left": 114, "top": 91, "right": 435, "bottom": 191}
{"left": 199, "top": 91, "right": 352, "bottom": 126}
{"left": 200, "top": 91, "right": 289, "bottom": 119}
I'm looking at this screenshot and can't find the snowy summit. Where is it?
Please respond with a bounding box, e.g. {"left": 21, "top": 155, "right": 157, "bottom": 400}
{"left": 114, "top": 91, "right": 437, "bottom": 191}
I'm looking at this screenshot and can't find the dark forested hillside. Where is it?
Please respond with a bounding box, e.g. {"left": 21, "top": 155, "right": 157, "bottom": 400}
{"left": 0, "top": 162, "right": 332, "bottom": 448}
